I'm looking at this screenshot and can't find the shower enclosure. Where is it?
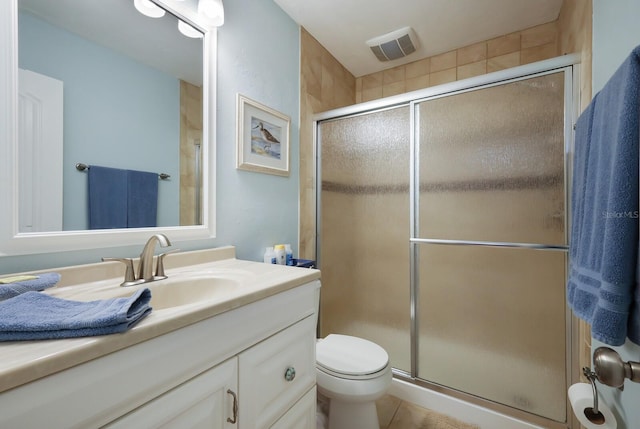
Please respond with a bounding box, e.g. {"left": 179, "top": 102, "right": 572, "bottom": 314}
{"left": 316, "top": 57, "right": 577, "bottom": 428}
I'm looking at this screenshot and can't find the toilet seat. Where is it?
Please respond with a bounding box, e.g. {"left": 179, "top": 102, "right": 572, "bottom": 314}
{"left": 317, "top": 334, "right": 389, "bottom": 380}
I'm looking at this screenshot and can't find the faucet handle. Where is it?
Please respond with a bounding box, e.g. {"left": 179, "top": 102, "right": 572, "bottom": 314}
{"left": 102, "top": 257, "right": 138, "bottom": 286}
{"left": 155, "top": 249, "right": 181, "bottom": 279}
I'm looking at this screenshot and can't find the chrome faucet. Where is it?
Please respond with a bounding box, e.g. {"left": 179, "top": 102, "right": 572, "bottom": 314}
{"left": 103, "top": 233, "right": 178, "bottom": 286}
{"left": 138, "top": 233, "right": 171, "bottom": 282}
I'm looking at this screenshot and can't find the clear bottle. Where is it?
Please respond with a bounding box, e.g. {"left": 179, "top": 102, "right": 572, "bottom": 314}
{"left": 263, "top": 247, "right": 276, "bottom": 264}
{"left": 284, "top": 244, "right": 294, "bottom": 266}
{"left": 274, "top": 244, "right": 286, "bottom": 265}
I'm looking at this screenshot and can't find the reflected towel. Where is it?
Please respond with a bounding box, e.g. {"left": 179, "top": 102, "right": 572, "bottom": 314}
{"left": 88, "top": 165, "right": 128, "bottom": 229}
{"left": 0, "top": 288, "right": 152, "bottom": 341}
{"left": 0, "top": 272, "right": 61, "bottom": 301}
{"left": 567, "top": 45, "right": 640, "bottom": 346}
{"left": 127, "top": 169, "right": 158, "bottom": 228}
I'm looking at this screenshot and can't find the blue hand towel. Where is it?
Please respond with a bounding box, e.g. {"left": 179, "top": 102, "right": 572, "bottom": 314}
{"left": 0, "top": 288, "right": 152, "bottom": 342}
{"left": 88, "top": 165, "right": 128, "bottom": 229}
{"left": 567, "top": 45, "right": 640, "bottom": 346}
{"left": 127, "top": 169, "right": 158, "bottom": 228}
{"left": 0, "top": 272, "right": 61, "bottom": 301}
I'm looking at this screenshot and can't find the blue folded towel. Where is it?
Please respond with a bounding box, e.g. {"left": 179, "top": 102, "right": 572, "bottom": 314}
{"left": 0, "top": 288, "right": 152, "bottom": 342}
{"left": 567, "top": 45, "right": 640, "bottom": 346}
{"left": 0, "top": 272, "right": 61, "bottom": 301}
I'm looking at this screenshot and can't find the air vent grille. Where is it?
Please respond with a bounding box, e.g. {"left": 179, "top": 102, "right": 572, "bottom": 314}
{"left": 366, "top": 27, "right": 418, "bottom": 62}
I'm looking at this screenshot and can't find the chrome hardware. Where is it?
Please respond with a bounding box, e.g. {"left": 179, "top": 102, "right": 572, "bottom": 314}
{"left": 103, "top": 234, "right": 178, "bottom": 287}
{"left": 138, "top": 234, "right": 171, "bottom": 282}
{"left": 101, "top": 257, "right": 137, "bottom": 286}
{"left": 227, "top": 389, "right": 238, "bottom": 424}
{"left": 593, "top": 346, "right": 640, "bottom": 390}
{"left": 582, "top": 367, "right": 605, "bottom": 424}
{"left": 284, "top": 366, "right": 296, "bottom": 382}
{"left": 155, "top": 248, "right": 181, "bottom": 278}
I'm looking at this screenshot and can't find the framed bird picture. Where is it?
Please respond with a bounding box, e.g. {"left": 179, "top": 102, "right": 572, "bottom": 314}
{"left": 236, "top": 94, "right": 290, "bottom": 176}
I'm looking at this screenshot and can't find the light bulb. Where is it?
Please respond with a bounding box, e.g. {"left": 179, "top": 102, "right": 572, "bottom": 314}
{"left": 198, "top": 0, "right": 224, "bottom": 26}
{"left": 178, "top": 20, "right": 204, "bottom": 38}
{"left": 134, "top": 0, "right": 166, "bottom": 18}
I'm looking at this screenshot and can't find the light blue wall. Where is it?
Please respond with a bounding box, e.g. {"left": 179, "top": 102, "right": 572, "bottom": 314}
{"left": 1, "top": 0, "right": 300, "bottom": 273}
{"left": 18, "top": 12, "right": 180, "bottom": 230}
{"left": 591, "top": 1, "right": 640, "bottom": 428}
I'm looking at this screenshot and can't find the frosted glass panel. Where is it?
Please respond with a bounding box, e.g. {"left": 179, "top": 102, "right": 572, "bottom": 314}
{"left": 417, "top": 72, "right": 566, "bottom": 244}
{"left": 417, "top": 244, "right": 567, "bottom": 421}
{"left": 319, "top": 106, "right": 411, "bottom": 372}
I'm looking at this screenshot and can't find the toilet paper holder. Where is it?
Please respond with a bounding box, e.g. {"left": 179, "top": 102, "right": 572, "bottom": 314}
{"left": 582, "top": 366, "right": 605, "bottom": 424}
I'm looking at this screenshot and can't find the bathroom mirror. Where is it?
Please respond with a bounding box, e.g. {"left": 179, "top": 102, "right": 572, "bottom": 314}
{"left": 0, "top": 0, "right": 217, "bottom": 255}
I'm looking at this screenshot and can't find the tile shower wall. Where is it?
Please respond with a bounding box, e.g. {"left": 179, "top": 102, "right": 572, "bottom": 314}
{"left": 299, "top": 28, "right": 356, "bottom": 259}
{"left": 356, "top": 22, "right": 560, "bottom": 103}
{"left": 179, "top": 80, "right": 203, "bottom": 226}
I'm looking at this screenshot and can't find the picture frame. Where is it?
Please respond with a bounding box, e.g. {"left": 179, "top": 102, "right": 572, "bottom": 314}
{"left": 236, "top": 94, "right": 290, "bottom": 176}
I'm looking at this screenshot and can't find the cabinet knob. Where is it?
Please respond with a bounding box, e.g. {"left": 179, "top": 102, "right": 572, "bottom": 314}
{"left": 284, "top": 366, "right": 296, "bottom": 382}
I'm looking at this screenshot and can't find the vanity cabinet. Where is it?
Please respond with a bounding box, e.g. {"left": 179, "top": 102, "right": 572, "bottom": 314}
{"left": 0, "top": 280, "right": 320, "bottom": 429}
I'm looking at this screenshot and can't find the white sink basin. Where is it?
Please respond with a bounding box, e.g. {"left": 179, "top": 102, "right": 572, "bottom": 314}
{"left": 146, "top": 276, "right": 241, "bottom": 310}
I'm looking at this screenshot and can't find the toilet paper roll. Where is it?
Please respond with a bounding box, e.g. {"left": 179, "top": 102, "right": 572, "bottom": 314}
{"left": 568, "top": 383, "right": 617, "bottom": 429}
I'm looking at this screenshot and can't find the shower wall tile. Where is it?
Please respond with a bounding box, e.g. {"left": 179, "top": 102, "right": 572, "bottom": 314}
{"left": 430, "top": 50, "right": 457, "bottom": 72}
{"left": 457, "top": 41, "right": 487, "bottom": 65}
{"left": 487, "top": 33, "right": 521, "bottom": 58}
{"left": 521, "top": 21, "right": 558, "bottom": 49}
{"left": 406, "top": 74, "right": 430, "bottom": 92}
{"left": 299, "top": 28, "right": 356, "bottom": 260}
{"left": 405, "top": 58, "right": 430, "bottom": 79}
{"left": 429, "top": 68, "right": 457, "bottom": 86}
{"left": 457, "top": 60, "right": 487, "bottom": 80}
{"left": 521, "top": 42, "right": 559, "bottom": 65}
{"left": 487, "top": 51, "right": 521, "bottom": 73}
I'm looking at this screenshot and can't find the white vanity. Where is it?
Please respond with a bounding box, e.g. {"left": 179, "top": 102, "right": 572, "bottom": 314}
{"left": 0, "top": 247, "right": 321, "bottom": 428}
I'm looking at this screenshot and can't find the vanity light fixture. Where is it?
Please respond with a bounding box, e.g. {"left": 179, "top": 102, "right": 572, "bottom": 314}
{"left": 133, "top": 0, "right": 166, "bottom": 18}
{"left": 178, "top": 20, "right": 204, "bottom": 38}
{"left": 198, "top": 0, "right": 224, "bottom": 26}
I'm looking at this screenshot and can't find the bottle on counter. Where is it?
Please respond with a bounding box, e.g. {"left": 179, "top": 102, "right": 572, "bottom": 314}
{"left": 263, "top": 247, "right": 276, "bottom": 264}
{"left": 284, "top": 244, "right": 294, "bottom": 266}
{"left": 274, "top": 244, "right": 286, "bottom": 265}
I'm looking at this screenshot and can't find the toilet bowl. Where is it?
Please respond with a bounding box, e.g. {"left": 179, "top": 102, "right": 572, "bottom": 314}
{"left": 316, "top": 334, "right": 392, "bottom": 429}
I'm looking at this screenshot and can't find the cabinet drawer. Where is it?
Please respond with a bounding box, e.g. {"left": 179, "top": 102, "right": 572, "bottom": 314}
{"left": 239, "top": 315, "right": 316, "bottom": 429}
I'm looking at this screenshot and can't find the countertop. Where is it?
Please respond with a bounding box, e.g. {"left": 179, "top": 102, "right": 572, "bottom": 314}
{"left": 0, "top": 246, "right": 320, "bottom": 394}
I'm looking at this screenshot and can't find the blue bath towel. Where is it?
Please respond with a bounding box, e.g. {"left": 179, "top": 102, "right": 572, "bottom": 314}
{"left": 567, "top": 45, "right": 640, "bottom": 346}
{"left": 88, "top": 165, "right": 128, "bottom": 229}
{"left": 127, "top": 169, "right": 158, "bottom": 228}
{"left": 0, "top": 288, "right": 152, "bottom": 341}
{"left": 0, "top": 272, "right": 61, "bottom": 301}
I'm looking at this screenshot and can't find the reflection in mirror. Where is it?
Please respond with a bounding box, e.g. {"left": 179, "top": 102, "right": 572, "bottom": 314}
{"left": 17, "top": 0, "right": 203, "bottom": 232}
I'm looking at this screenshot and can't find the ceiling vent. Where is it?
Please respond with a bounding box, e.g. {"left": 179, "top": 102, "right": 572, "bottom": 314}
{"left": 366, "top": 27, "right": 419, "bottom": 62}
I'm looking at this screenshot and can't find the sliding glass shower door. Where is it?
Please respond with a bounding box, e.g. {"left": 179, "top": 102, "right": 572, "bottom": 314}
{"left": 414, "top": 72, "right": 568, "bottom": 421}
{"left": 317, "top": 63, "right": 573, "bottom": 425}
{"left": 318, "top": 106, "right": 411, "bottom": 372}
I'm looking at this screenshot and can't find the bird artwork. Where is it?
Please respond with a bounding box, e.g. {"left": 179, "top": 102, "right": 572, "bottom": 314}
{"left": 252, "top": 120, "right": 281, "bottom": 159}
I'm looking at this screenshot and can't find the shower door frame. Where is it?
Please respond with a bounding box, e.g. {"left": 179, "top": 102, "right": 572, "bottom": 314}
{"left": 314, "top": 54, "right": 581, "bottom": 429}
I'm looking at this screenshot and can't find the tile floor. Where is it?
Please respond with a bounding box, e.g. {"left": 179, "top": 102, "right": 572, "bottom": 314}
{"left": 318, "top": 394, "right": 479, "bottom": 429}
{"left": 376, "top": 395, "right": 480, "bottom": 429}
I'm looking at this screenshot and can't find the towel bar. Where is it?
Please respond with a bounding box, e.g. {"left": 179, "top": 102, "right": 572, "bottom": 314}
{"left": 75, "top": 163, "right": 170, "bottom": 180}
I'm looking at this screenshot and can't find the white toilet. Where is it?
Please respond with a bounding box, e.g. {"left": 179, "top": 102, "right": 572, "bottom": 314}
{"left": 316, "top": 334, "right": 392, "bottom": 429}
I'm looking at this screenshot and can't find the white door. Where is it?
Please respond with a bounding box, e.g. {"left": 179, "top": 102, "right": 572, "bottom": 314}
{"left": 18, "top": 68, "right": 63, "bottom": 232}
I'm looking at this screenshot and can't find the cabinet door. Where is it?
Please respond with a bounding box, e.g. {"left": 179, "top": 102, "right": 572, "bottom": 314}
{"left": 239, "top": 316, "right": 316, "bottom": 429}
{"left": 270, "top": 387, "right": 316, "bottom": 429}
{"left": 104, "top": 358, "right": 238, "bottom": 429}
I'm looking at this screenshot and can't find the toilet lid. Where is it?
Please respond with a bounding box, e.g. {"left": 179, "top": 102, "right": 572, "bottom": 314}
{"left": 316, "top": 334, "right": 389, "bottom": 376}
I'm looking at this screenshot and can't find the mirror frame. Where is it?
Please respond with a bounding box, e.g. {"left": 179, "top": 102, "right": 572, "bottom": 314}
{"left": 0, "top": 0, "right": 217, "bottom": 256}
